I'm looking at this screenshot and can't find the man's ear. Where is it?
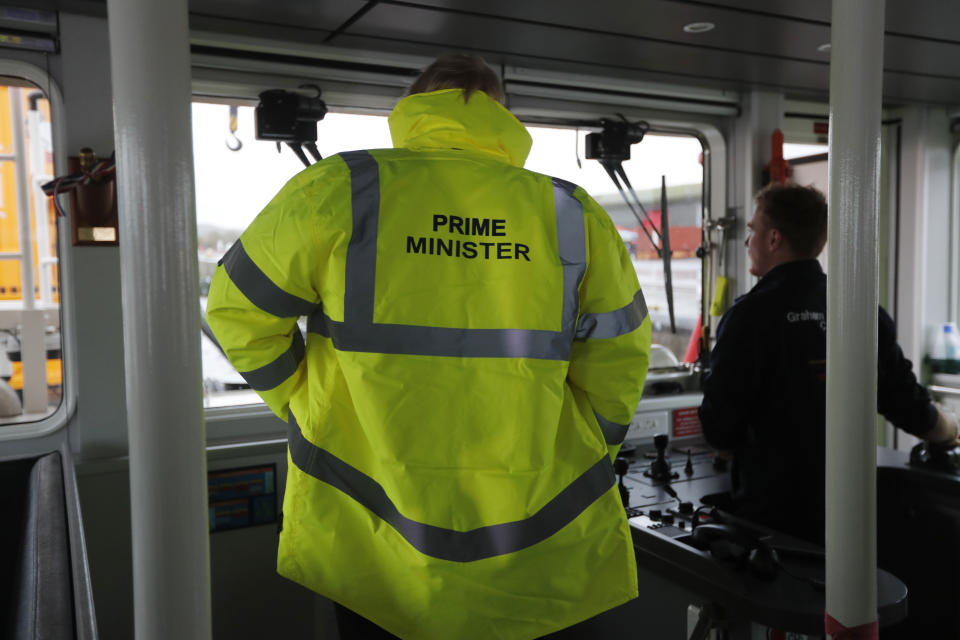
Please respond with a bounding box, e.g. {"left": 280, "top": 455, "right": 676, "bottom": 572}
{"left": 768, "top": 227, "right": 783, "bottom": 252}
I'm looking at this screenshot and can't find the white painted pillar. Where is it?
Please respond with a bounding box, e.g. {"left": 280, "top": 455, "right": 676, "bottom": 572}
{"left": 731, "top": 90, "right": 783, "bottom": 293}
{"left": 825, "top": 0, "right": 884, "bottom": 637}
{"left": 106, "top": 0, "right": 212, "bottom": 638}
{"left": 895, "top": 106, "right": 953, "bottom": 368}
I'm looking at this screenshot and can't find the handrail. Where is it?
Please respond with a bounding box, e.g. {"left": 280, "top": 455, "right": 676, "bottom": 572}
{"left": 928, "top": 385, "right": 960, "bottom": 398}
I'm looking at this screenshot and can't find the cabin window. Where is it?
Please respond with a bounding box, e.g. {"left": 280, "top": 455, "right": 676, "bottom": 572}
{"left": 0, "top": 79, "right": 62, "bottom": 424}
{"left": 526, "top": 126, "right": 705, "bottom": 365}
{"left": 193, "top": 101, "right": 392, "bottom": 407}
{"left": 194, "top": 101, "right": 705, "bottom": 406}
{"left": 783, "top": 142, "right": 829, "bottom": 273}
{"left": 783, "top": 142, "right": 828, "bottom": 191}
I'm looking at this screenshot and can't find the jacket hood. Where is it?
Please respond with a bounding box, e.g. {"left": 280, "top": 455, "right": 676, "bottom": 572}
{"left": 388, "top": 89, "right": 532, "bottom": 168}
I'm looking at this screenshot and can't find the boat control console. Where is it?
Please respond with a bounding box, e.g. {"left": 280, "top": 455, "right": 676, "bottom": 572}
{"left": 618, "top": 434, "right": 908, "bottom": 637}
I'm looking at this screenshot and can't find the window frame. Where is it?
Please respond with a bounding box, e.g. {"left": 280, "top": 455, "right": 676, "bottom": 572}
{"left": 192, "top": 70, "right": 727, "bottom": 437}
{"left": 0, "top": 59, "right": 76, "bottom": 442}
{"left": 951, "top": 134, "right": 960, "bottom": 325}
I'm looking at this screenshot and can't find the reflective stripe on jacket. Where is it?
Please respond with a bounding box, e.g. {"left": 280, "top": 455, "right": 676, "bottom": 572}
{"left": 205, "top": 88, "right": 652, "bottom": 640}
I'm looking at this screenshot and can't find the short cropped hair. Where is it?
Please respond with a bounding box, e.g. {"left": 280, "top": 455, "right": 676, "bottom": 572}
{"left": 408, "top": 54, "right": 505, "bottom": 103}
{"left": 755, "top": 183, "right": 828, "bottom": 258}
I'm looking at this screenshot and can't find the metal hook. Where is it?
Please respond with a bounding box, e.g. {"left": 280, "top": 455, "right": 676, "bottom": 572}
{"left": 225, "top": 132, "right": 242, "bottom": 151}
{"left": 575, "top": 127, "right": 582, "bottom": 169}
{"left": 225, "top": 104, "right": 243, "bottom": 151}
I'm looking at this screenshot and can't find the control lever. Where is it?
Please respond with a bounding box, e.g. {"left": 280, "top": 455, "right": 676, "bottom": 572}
{"left": 614, "top": 456, "right": 631, "bottom": 508}
{"left": 661, "top": 481, "right": 684, "bottom": 511}
{"left": 909, "top": 440, "right": 960, "bottom": 473}
{"left": 663, "top": 483, "right": 679, "bottom": 501}
{"left": 684, "top": 449, "right": 694, "bottom": 476}
{"left": 644, "top": 433, "right": 679, "bottom": 481}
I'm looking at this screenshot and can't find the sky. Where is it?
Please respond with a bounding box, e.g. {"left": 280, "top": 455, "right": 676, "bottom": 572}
{"left": 191, "top": 103, "right": 705, "bottom": 233}
{"left": 783, "top": 143, "right": 828, "bottom": 159}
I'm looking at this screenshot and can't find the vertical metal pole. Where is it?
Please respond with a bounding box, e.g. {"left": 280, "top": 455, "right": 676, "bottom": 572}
{"left": 950, "top": 142, "right": 960, "bottom": 323}
{"left": 19, "top": 311, "right": 45, "bottom": 412}
{"left": 825, "top": 0, "right": 885, "bottom": 637}
{"left": 11, "top": 87, "right": 47, "bottom": 413}
{"left": 26, "top": 100, "right": 53, "bottom": 306}
{"left": 106, "top": 0, "right": 212, "bottom": 638}
{"left": 736, "top": 91, "right": 784, "bottom": 289}
{"left": 26, "top": 97, "right": 57, "bottom": 412}
{"left": 10, "top": 88, "right": 35, "bottom": 311}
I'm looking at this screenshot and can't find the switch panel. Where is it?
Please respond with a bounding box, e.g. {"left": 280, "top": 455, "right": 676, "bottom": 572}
{"left": 627, "top": 410, "right": 669, "bottom": 443}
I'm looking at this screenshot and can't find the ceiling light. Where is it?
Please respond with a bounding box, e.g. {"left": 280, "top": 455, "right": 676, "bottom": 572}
{"left": 682, "top": 22, "right": 715, "bottom": 34}
{"left": 817, "top": 43, "right": 832, "bottom": 52}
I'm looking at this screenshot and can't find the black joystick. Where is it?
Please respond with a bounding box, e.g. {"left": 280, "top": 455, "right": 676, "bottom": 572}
{"left": 684, "top": 449, "right": 694, "bottom": 476}
{"left": 644, "top": 433, "right": 678, "bottom": 482}
{"left": 910, "top": 441, "right": 960, "bottom": 473}
{"left": 614, "top": 456, "right": 631, "bottom": 508}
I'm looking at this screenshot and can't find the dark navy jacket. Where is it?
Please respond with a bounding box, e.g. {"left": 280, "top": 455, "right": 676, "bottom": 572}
{"left": 698, "top": 259, "right": 937, "bottom": 543}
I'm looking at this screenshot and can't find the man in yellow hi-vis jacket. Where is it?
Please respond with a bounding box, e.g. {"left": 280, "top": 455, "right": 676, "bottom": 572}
{"left": 206, "top": 54, "right": 652, "bottom": 640}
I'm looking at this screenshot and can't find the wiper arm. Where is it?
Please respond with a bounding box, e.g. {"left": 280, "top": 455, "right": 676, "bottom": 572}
{"left": 660, "top": 175, "right": 675, "bottom": 334}
{"left": 598, "top": 159, "right": 676, "bottom": 333}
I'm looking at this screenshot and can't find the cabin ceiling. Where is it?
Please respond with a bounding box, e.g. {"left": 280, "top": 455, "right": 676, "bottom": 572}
{"left": 22, "top": 0, "right": 960, "bottom": 106}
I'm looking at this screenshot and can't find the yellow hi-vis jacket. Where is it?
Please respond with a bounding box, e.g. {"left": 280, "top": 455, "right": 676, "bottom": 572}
{"left": 206, "top": 88, "right": 652, "bottom": 640}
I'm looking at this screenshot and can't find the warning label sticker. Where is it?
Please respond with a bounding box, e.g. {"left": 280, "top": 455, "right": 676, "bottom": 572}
{"left": 672, "top": 407, "right": 702, "bottom": 438}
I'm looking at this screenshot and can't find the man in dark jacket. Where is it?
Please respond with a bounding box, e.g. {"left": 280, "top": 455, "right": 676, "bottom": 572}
{"left": 698, "top": 182, "right": 958, "bottom": 544}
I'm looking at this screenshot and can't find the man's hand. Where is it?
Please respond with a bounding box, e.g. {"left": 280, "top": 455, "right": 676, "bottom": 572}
{"left": 921, "top": 404, "right": 960, "bottom": 447}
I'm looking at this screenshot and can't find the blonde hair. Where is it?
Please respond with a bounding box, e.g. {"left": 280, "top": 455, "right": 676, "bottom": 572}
{"left": 408, "top": 54, "right": 504, "bottom": 103}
